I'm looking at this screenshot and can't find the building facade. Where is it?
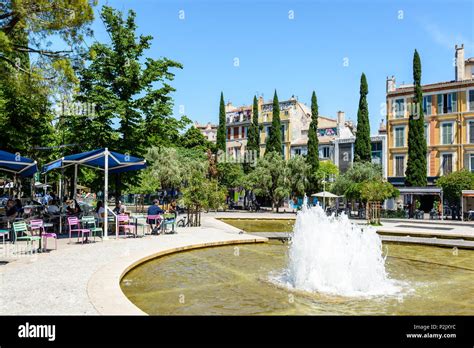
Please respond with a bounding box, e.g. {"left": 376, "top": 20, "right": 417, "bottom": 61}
{"left": 225, "top": 96, "right": 312, "bottom": 160}
{"left": 225, "top": 96, "right": 355, "bottom": 162}
{"left": 386, "top": 44, "right": 474, "bottom": 185}
{"left": 332, "top": 122, "right": 388, "bottom": 177}
{"left": 223, "top": 95, "right": 388, "bottom": 176}
{"left": 194, "top": 121, "right": 217, "bottom": 143}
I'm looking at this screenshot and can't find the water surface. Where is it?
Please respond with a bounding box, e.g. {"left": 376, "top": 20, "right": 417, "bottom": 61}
{"left": 121, "top": 243, "right": 474, "bottom": 315}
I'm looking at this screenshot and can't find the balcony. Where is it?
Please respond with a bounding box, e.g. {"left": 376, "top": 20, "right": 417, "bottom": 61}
{"left": 226, "top": 111, "right": 251, "bottom": 124}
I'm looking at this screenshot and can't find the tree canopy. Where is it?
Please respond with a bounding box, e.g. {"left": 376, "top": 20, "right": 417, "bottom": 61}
{"left": 265, "top": 90, "right": 282, "bottom": 156}
{"left": 354, "top": 73, "right": 371, "bottom": 162}
{"left": 216, "top": 92, "right": 226, "bottom": 152}
{"left": 306, "top": 91, "right": 320, "bottom": 192}
{"left": 405, "top": 49, "right": 427, "bottom": 186}
{"left": 436, "top": 169, "right": 474, "bottom": 206}
{"left": 332, "top": 162, "right": 383, "bottom": 200}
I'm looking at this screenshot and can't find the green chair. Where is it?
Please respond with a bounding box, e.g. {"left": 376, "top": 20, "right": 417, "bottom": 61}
{"left": 161, "top": 213, "right": 177, "bottom": 234}
{"left": 81, "top": 216, "right": 103, "bottom": 241}
{"left": 12, "top": 221, "right": 41, "bottom": 253}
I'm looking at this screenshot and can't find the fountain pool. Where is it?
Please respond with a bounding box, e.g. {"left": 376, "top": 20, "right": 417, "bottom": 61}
{"left": 121, "top": 242, "right": 474, "bottom": 315}
{"left": 121, "top": 204, "right": 474, "bottom": 315}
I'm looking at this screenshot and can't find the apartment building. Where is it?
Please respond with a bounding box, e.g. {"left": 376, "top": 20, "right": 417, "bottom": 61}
{"left": 194, "top": 121, "right": 217, "bottom": 143}
{"left": 225, "top": 96, "right": 313, "bottom": 160}
{"left": 386, "top": 44, "right": 474, "bottom": 185}
{"left": 225, "top": 96, "right": 355, "bottom": 162}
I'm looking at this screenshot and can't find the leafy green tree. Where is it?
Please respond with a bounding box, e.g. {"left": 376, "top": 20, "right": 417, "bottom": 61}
{"left": 437, "top": 169, "right": 474, "bottom": 206}
{"left": 287, "top": 155, "right": 309, "bottom": 198}
{"left": 139, "top": 146, "right": 207, "bottom": 192}
{"left": 0, "top": 0, "right": 95, "bottom": 73}
{"left": 306, "top": 91, "right": 320, "bottom": 192}
{"left": 246, "top": 151, "right": 288, "bottom": 211}
{"left": 361, "top": 179, "right": 399, "bottom": 224}
{"left": 217, "top": 162, "right": 245, "bottom": 189}
{"left": 0, "top": 29, "right": 56, "bottom": 165}
{"left": 72, "top": 6, "right": 184, "bottom": 196}
{"left": 246, "top": 95, "right": 260, "bottom": 161}
{"left": 354, "top": 73, "right": 371, "bottom": 162}
{"left": 265, "top": 90, "right": 282, "bottom": 156}
{"left": 405, "top": 49, "right": 427, "bottom": 187}
{"left": 360, "top": 180, "right": 399, "bottom": 203}
{"left": 216, "top": 92, "right": 226, "bottom": 152}
{"left": 332, "top": 162, "right": 382, "bottom": 201}
{"left": 180, "top": 171, "right": 226, "bottom": 226}
{"left": 180, "top": 126, "right": 214, "bottom": 152}
{"left": 316, "top": 160, "right": 339, "bottom": 182}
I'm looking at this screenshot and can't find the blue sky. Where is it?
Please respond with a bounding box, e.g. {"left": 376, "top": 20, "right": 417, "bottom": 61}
{"left": 88, "top": 0, "right": 474, "bottom": 132}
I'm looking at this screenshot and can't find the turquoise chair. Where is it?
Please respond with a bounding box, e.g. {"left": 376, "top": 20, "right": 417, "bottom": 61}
{"left": 81, "top": 216, "right": 103, "bottom": 241}
{"left": 161, "top": 213, "right": 177, "bottom": 234}
{"left": 12, "top": 221, "right": 41, "bottom": 253}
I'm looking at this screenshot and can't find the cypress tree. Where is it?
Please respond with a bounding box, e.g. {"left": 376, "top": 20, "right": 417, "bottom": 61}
{"left": 354, "top": 73, "right": 371, "bottom": 162}
{"left": 246, "top": 95, "right": 260, "bottom": 159}
{"left": 306, "top": 91, "right": 320, "bottom": 192}
{"left": 216, "top": 92, "right": 226, "bottom": 152}
{"left": 265, "top": 90, "right": 282, "bottom": 156}
{"left": 405, "top": 49, "right": 427, "bottom": 186}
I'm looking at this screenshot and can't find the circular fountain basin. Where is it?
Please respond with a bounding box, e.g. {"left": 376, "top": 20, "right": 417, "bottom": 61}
{"left": 121, "top": 242, "right": 474, "bottom": 315}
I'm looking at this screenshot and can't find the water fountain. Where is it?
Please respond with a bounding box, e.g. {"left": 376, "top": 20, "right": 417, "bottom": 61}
{"left": 122, "top": 200, "right": 474, "bottom": 314}
{"left": 283, "top": 202, "right": 400, "bottom": 297}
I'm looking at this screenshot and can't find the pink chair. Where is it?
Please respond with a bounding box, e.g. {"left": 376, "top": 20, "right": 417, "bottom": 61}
{"left": 30, "top": 219, "right": 57, "bottom": 250}
{"left": 146, "top": 214, "right": 163, "bottom": 235}
{"left": 67, "top": 216, "right": 91, "bottom": 244}
{"left": 118, "top": 214, "right": 136, "bottom": 238}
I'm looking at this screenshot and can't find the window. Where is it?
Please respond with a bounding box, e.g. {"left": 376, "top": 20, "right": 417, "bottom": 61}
{"left": 437, "top": 93, "right": 457, "bottom": 114}
{"left": 371, "top": 142, "right": 382, "bottom": 164}
{"left": 450, "top": 93, "right": 457, "bottom": 112}
{"left": 427, "top": 153, "right": 430, "bottom": 176}
{"left": 441, "top": 153, "right": 453, "bottom": 175}
{"left": 233, "top": 127, "right": 239, "bottom": 139}
{"left": 468, "top": 122, "right": 474, "bottom": 144}
{"left": 281, "top": 125, "right": 286, "bottom": 142}
{"left": 470, "top": 154, "right": 474, "bottom": 173}
{"left": 395, "top": 156, "right": 405, "bottom": 177}
{"left": 441, "top": 122, "right": 453, "bottom": 145}
{"left": 241, "top": 126, "right": 247, "bottom": 139}
{"left": 319, "top": 146, "right": 330, "bottom": 159}
{"left": 469, "top": 90, "right": 474, "bottom": 111}
{"left": 266, "top": 126, "right": 271, "bottom": 138}
{"left": 394, "top": 126, "right": 405, "bottom": 147}
{"left": 423, "top": 95, "right": 432, "bottom": 115}
{"left": 227, "top": 128, "right": 231, "bottom": 140}
{"left": 294, "top": 148, "right": 302, "bottom": 156}
{"left": 394, "top": 99, "right": 405, "bottom": 118}
{"left": 424, "top": 123, "right": 429, "bottom": 145}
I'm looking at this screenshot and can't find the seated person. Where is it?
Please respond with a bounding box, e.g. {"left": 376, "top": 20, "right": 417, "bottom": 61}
{"left": 147, "top": 199, "right": 164, "bottom": 234}
{"left": 66, "top": 199, "right": 82, "bottom": 216}
{"left": 47, "top": 200, "right": 60, "bottom": 214}
{"left": 95, "top": 201, "right": 105, "bottom": 223}
{"left": 14, "top": 199, "right": 23, "bottom": 214}
{"left": 113, "top": 200, "right": 126, "bottom": 215}
{"left": 169, "top": 200, "right": 177, "bottom": 219}
{"left": 5, "top": 199, "right": 18, "bottom": 221}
